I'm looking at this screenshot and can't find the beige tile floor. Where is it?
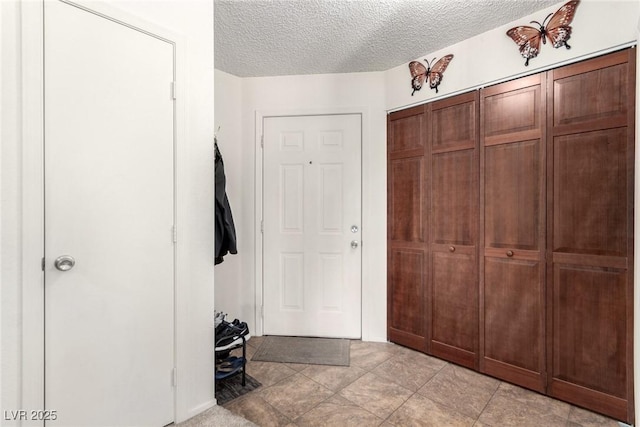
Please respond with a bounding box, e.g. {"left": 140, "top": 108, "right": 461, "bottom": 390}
{"left": 223, "top": 337, "right": 625, "bottom": 427}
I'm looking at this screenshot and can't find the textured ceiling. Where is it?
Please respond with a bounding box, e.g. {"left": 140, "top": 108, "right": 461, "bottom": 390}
{"left": 214, "top": 0, "right": 561, "bottom": 77}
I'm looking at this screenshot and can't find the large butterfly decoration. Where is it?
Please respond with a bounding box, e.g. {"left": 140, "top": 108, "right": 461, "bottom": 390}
{"left": 409, "top": 54, "right": 454, "bottom": 96}
{"left": 507, "top": 0, "right": 580, "bottom": 66}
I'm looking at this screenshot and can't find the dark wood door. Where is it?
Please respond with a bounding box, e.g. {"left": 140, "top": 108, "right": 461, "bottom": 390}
{"left": 480, "top": 74, "right": 546, "bottom": 392}
{"left": 546, "top": 49, "right": 635, "bottom": 423}
{"left": 387, "top": 105, "right": 429, "bottom": 352}
{"left": 429, "top": 92, "right": 479, "bottom": 369}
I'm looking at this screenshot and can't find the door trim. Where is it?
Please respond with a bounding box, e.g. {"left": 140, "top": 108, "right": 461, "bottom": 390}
{"left": 255, "top": 108, "right": 368, "bottom": 337}
{"left": 21, "top": 1, "right": 192, "bottom": 423}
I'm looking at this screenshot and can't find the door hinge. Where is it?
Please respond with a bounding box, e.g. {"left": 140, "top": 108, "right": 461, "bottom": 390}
{"left": 172, "top": 368, "right": 177, "bottom": 387}
{"left": 261, "top": 135, "right": 264, "bottom": 148}
{"left": 260, "top": 220, "right": 264, "bottom": 234}
{"left": 41, "top": 257, "right": 45, "bottom": 271}
{"left": 170, "top": 81, "right": 177, "bottom": 100}
{"left": 260, "top": 305, "right": 264, "bottom": 319}
{"left": 172, "top": 225, "right": 177, "bottom": 243}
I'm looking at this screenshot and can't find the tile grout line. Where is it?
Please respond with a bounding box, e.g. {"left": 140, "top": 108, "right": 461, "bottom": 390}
{"left": 474, "top": 379, "right": 502, "bottom": 425}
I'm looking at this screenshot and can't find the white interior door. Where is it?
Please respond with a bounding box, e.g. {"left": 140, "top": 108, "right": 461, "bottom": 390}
{"left": 263, "top": 114, "right": 362, "bottom": 338}
{"left": 44, "top": 2, "right": 175, "bottom": 426}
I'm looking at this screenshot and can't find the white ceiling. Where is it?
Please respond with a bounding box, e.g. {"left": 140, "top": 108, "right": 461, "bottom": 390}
{"left": 214, "top": 0, "right": 561, "bottom": 78}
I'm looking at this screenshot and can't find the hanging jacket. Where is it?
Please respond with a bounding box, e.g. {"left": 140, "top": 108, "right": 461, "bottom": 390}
{"left": 215, "top": 139, "right": 237, "bottom": 264}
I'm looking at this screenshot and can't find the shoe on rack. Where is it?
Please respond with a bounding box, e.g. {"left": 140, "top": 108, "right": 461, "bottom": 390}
{"left": 215, "top": 321, "right": 250, "bottom": 349}
{"left": 215, "top": 333, "right": 252, "bottom": 352}
{"left": 213, "top": 311, "right": 227, "bottom": 329}
{"left": 215, "top": 319, "right": 231, "bottom": 336}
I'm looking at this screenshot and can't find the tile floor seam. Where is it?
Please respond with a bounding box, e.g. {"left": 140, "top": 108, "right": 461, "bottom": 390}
{"left": 222, "top": 391, "right": 293, "bottom": 426}
{"left": 379, "top": 388, "right": 418, "bottom": 427}
{"left": 353, "top": 353, "right": 396, "bottom": 372}
{"left": 334, "top": 381, "right": 402, "bottom": 422}
{"left": 474, "top": 379, "right": 503, "bottom": 423}
{"left": 257, "top": 393, "right": 295, "bottom": 426}
{"left": 298, "top": 366, "right": 367, "bottom": 394}
{"left": 366, "top": 368, "right": 416, "bottom": 396}
{"left": 344, "top": 391, "right": 395, "bottom": 426}
{"left": 482, "top": 389, "right": 572, "bottom": 426}
{"left": 288, "top": 390, "right": 336, "bottom": 424}
{"left": 417, "top": 390, "right": 479, "bottom": 425}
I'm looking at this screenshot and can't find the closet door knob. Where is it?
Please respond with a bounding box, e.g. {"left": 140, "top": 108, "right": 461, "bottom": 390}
{"left": 449, "top": 246, "right": 455, "bottom": 253}
{"left": 506, "top": 250, "right": 514, "bottom": 257}
{"left": 54, "top": 255, "right": 76, "bottom": 271}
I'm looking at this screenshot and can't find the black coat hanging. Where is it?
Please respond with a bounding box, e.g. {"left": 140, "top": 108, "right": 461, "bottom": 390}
{"left": 214, "top": 139, "right": 237, "bottom": 264}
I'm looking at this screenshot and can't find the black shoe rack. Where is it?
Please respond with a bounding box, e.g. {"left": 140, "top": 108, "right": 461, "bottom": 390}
{"left": 214, "top": 332, "right": 247, "bottom": 386}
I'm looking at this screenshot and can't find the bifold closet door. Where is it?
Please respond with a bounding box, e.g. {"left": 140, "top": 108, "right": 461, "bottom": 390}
{"left": 546, "top": 49, "right": 635, "bottom": 423}
{"left": 429, "top": 92, "right": 479, "bottom": 369}
{"left": 387, "top": 105, "right": 429, "bottom": 352}
{"left": 480, "top": 74, "right": 546, "bottom": 392}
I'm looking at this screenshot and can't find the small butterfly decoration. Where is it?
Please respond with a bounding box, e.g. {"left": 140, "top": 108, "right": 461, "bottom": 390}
{"left": 507, "top": 0, "right": 580, "bottom": 66}
{"left": 409, "top": 54, "right": 454, "bottom": 96}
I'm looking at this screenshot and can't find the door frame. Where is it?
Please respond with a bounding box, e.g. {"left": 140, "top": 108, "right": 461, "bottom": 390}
{"left": 21, "top": 1, "right": 191, "bottom": 423}
{"left": 255, "top": 108, "right": 368, "bottom": 337}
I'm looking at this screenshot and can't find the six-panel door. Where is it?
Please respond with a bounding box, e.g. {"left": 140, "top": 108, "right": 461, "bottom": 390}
{"left": 263, "top": 114, "right": 362, "bottom": 338}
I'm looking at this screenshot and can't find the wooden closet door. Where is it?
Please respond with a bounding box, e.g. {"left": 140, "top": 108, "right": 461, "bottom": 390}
{"left": 387, "top": 105, "right": 429, "bottom": 352}
{"left": 546, "top": 49, "right": 635, "bottom": 423}
{"left": 480, "top": 74, "right": 546, "bottom": 392}
{"left": 429, "top": 92, "right": 479, "bottom": 369}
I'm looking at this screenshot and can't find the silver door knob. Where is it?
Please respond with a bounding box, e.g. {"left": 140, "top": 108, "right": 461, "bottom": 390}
{"left": 351, "top": 240, "right": 359, "bottom": 249}
{"left": 351, "top": 225, "right": 359, "bottom": 233}
{"left": 54, "top": 255, "right": 75, "bottom": 271}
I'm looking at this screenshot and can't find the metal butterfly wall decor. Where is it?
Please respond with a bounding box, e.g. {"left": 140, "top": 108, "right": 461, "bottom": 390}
{"left": 507, "top": 0, "right": 580, "bottom": 66}
{"left": 409, "top": 54, "right": 454, "bottom": 96}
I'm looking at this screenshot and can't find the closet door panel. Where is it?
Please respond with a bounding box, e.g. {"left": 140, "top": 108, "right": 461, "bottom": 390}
{"left": 432, "top": 100, "right": 476, "bottom": 153}
{"left": 483, "top": 75, "right": 542, "bottom": 145}
{"left": 553, "top": 128, "right": 628, "bottom": 256}
{"left": 550, "top": 262, "right": 629, "bottom": 420}
{"left": 430, "top": 92, "right": 479, "bottom": 369}
{"left": 547, "top": 49, "right": 634, "bottom": 423}
{"left": 484, "top": 258, "right": 542, "bottom": 372}
{"left": 387, "top": 105, "right": 429, "bottom": 352}
{"left": 389, "top": 157, "right": 425, "bottom": 243}
{"left": 552, "top": 264, "right": 627, "bottom": 398}
{"left": 484, "top": 140, "right": 542, "bottom": 251}
{"left": 431, "top": 250, "right": 476, "bottom": 367}
{"left": 553, "top": 54, "right": 629, "bottom": 132}
{"left": 480, "top": 75, "right": 545, "bottom": 393}
{"left": 389, "top": 108, "right": 426, "bottom": 153}
{"left": 388, "top": 248, "right": 427, "bottom": 345}
{"left": 432, "top": 149, "right": 475, "bottom": 245}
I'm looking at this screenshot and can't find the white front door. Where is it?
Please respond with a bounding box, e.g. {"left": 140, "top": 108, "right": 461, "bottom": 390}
{"left": 44, "top": 2, "right": 175, "bottom": 426}
{"left": 263, "top": 114, "right": 362, "bottom": 338}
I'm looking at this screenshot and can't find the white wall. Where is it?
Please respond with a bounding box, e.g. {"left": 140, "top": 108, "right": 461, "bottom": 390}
{"left": 213, "top": 70, "right": 246, "bottom": 321}
{"left": 1, "top": 0, "right": 215, "bottom": 424}
{"left": 385, "top": 0, "right": 639, "bottom": 111}
{"left": 214, "top": 71, "right": 388, "bottom": 341}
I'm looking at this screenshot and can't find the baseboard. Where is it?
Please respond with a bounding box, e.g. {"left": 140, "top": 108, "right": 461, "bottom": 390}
{"left": 176, "top": 399, "right": 217, "bottom": 424}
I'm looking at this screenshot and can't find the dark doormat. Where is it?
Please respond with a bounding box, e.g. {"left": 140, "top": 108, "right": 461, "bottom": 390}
{"left": 251, "top": 336, "right": 350, "bottom": 366}
{"left": 216, "top": 374, "right": 261, "bottom": 406}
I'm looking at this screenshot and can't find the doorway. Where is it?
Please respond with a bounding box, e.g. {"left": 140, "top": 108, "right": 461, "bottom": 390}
{"left": 262, "top": 114, "right": 362, "bottom": 338}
